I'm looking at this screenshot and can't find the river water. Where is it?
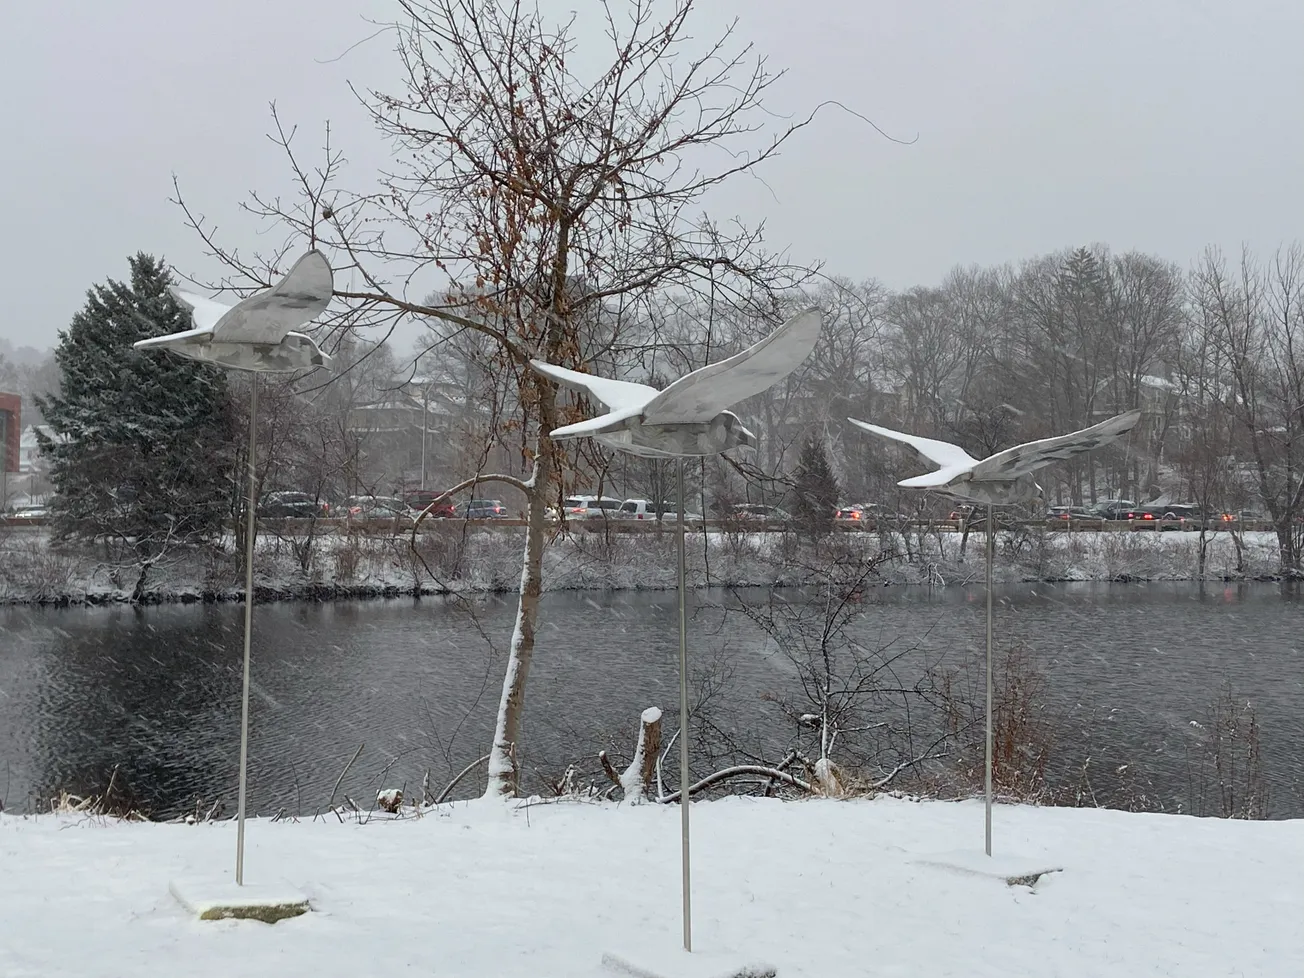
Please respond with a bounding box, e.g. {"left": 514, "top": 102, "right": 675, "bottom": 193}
{"left": 0, "top": 582, "right": 1300, "bottom": 819}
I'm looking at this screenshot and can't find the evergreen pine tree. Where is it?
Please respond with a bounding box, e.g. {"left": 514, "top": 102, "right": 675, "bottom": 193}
{"left": 36, "top": 254, "right": 235, "bottom": 586}
{"left": 792, "top": 436, "right": 841, "bottom": 536}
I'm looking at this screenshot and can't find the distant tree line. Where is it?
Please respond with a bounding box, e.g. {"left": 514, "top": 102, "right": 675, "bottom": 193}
{"left": 405, "top": 241, "right": 1303, "bottom": 571}
{"left": 29, "top": 238, "right": 1304, "bottom": 593}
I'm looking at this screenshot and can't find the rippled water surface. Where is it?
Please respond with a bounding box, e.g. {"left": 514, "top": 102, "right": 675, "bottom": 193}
{"left": 1, "top": 582, "right": 1299, "bottom": 818}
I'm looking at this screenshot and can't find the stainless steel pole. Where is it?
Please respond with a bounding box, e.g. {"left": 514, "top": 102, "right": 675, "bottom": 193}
{"left": 677, "top": 457, "right": 692, "bottom": 952}
{"left": 985, "top": 502, "right": 994, "bottom": 857}
{"left": 235, "top": 374, "right": 259, "bottom": 885}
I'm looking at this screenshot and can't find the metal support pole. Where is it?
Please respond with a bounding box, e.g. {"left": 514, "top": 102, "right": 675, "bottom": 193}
{"left": 984, "top": 502, "right": 994, "bottom": 857}
{"left": 235, "top": 374, "right": 259, "bottom": 885}
{"left": 677, "top": 457, "right": 692, "bottom": 952}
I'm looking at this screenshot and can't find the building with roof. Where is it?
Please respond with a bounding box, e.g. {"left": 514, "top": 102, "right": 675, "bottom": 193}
{"left": 0, "top": 391, "right": 19, "bottom": 473}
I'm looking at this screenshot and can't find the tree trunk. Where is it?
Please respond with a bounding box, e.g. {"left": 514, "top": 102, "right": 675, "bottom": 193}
{"left": 483, "top": 468, "right": 550, "bottom": 799}
{"left": 483, "top": 371, "right": 560, "bottom": 799}
{"left": 1275, "top": 524, "right": 1295, "bottom": 575}
{"left": 130, "top": 559, "right": 152, "bottom": 604}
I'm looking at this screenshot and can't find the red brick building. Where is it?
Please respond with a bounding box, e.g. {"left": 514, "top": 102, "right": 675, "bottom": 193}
{"left": 0, "top": 392, "right": 19, "bottom": 473}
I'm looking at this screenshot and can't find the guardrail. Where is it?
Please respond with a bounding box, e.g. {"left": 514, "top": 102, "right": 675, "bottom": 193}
{"left": 1, "top": 515, "right": 1281, "bottom": 534}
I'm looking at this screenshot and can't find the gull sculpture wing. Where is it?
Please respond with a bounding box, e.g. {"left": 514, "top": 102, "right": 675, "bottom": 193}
{"left": 847, "top": 418, "right": 979, "bottom": 487}
{"left": 528, "top": 359, "right": 661, "bottom": 440}
{"left": 641, "top": 308, "right": 823, "bottom": 425}
{"left": 131, "top": 289, "right": 230, "bottom": 351}
{"left": 196, "top": 250, "right": 333, "bottom": 344}
{"left": 168, "top": 289, "right": 232, "bottom": 333}
{"left": 970, "top": 409, "right": 1142, "bottom": 482}
{"left": 528, "top": 359, "right": 659, "bottom": 410}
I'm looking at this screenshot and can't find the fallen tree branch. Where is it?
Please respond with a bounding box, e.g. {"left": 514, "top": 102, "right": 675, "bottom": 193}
{"left": 764, "top": 750, "right": 799, "bottom": 797}
{"left": 598, "top": 750, "right": 622, "bottom": 788}
{"left": 871, "top": 752, "right": 949, "bottom": 791}
{"left": 408, "top": 472, "right": 536, "bottom": 585}
{"left": 658, "top": 765, "right": 814, "bottom": 804}
{"left": 328, "top": 742, "right": 365, "bottom": 810}
{"left": 411, "top": 473, "right": 532, "bottom": 531}
{"left": 434, "top": 753, "right": 492, "bottom": 805}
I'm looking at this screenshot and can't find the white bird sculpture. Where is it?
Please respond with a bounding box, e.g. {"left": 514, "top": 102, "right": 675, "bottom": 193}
{"left": 529, "top": 308, "right": 823, "bottom": 458}
{"left": 847, "top": 409, "right": 1142, "bottom": 506}
{"left": 133, "top": 250, "right": 334, "bottom": 373}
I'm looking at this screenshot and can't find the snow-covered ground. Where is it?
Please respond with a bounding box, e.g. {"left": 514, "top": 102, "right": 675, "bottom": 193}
{"left": 1, "top": 796, "right": 1298, "bottom": 977}
{"left": 0, "top": 525, "right": 1288, "bottom": 604}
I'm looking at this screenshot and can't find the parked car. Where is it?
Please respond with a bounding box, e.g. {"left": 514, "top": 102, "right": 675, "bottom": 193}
{"left": 455, "top": 499, "right": 509, "bottom": 519}
{"left": 1126, "top": 503, "right": 1205, "bottom": 528}
{"left": 1218, "top": 509, "right": 1269, "bottom": 524}
{"left": 551, "top": 495, "right": 623, "bottom": 520}
{"left": 345, "top": 495, "right": 412, "bottom": 520}
{"left": 1085, "top": 499, "right": 1137, "bottom": 520}
{"left": 834, "top": 503, "right": 902, "bottom": 524}
{"left": 7, "top": 504, "right": 48, "bottom": 520}
{"left": 1047, "top": 505, "right": 1097, "bottom": 520}
{"left": 835, "top": 504, "right": 878, "bottom": 522}
{"left": 258, "top": 491, "right": 329, "bottom": 519}
{"left": 403, "top": 489, "right": 455, "bottom": 518}
{"left": 730, "top": 504, "right": 791, "bottom": 522}
{"left": 616, "top": 499, "right": 703, "bottom": 522}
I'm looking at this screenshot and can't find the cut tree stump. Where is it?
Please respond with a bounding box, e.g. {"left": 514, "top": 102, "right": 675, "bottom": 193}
{"left": 638, "top": 706, "right": 662, "bottom": 799}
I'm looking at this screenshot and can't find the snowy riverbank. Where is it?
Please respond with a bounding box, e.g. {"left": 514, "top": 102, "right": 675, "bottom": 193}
{"left": 0, "top": 525, "right": 1288, "bottom": 605}
{"left": 1, "top": 796, "right": 1299, "bottom": 977}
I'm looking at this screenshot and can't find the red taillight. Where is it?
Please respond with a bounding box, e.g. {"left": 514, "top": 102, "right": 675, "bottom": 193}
{"left": 568, "top": 507, "right": 583, "bottom": 514}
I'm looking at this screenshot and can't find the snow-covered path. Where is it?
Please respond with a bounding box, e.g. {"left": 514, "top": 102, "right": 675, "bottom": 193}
{"left": 2, "top": 796, "right": 1298, "bottom": 977}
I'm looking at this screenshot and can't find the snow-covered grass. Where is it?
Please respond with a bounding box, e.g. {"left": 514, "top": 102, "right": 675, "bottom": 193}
{"left": 0, "top": 524, "right": 1288, "bottom": 604}
{"left": 1, "top": 796, "right": 1298, "bottom": 977}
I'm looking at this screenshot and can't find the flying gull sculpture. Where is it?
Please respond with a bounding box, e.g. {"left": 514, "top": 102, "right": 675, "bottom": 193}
{"left": 134, "top": 250, "right": 333, "bottom": 373}
{"left": 529, "top": 308, "right": 822, "bottom": 458}
{"left": 847, "top": 409, "right": 1142, "bottom": 506}
{"left": 132, "top": 248, "right": 335, "bottom": 897}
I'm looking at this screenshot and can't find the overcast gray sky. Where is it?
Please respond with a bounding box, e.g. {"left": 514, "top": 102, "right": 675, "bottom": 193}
{"left": 2, "top": 0, "right": 1300, "bottom": 351}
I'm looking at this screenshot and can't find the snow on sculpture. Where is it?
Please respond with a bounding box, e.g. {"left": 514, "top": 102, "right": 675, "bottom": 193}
{"left": 846, "top": 409, "right": 1143, "bottom": 507}
{"left": 133, "top": 250, "right": 334, "bottom": 373}
{"left": 528, "top": 308, "right": 823, "bottom": 458}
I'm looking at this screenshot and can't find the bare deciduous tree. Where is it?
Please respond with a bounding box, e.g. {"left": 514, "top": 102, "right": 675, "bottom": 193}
{"left": 1189, "top": 245, "right": 1304, "bottom": 572}
{"left": 177, "top": 0, "right": 830, "bottom": 796}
